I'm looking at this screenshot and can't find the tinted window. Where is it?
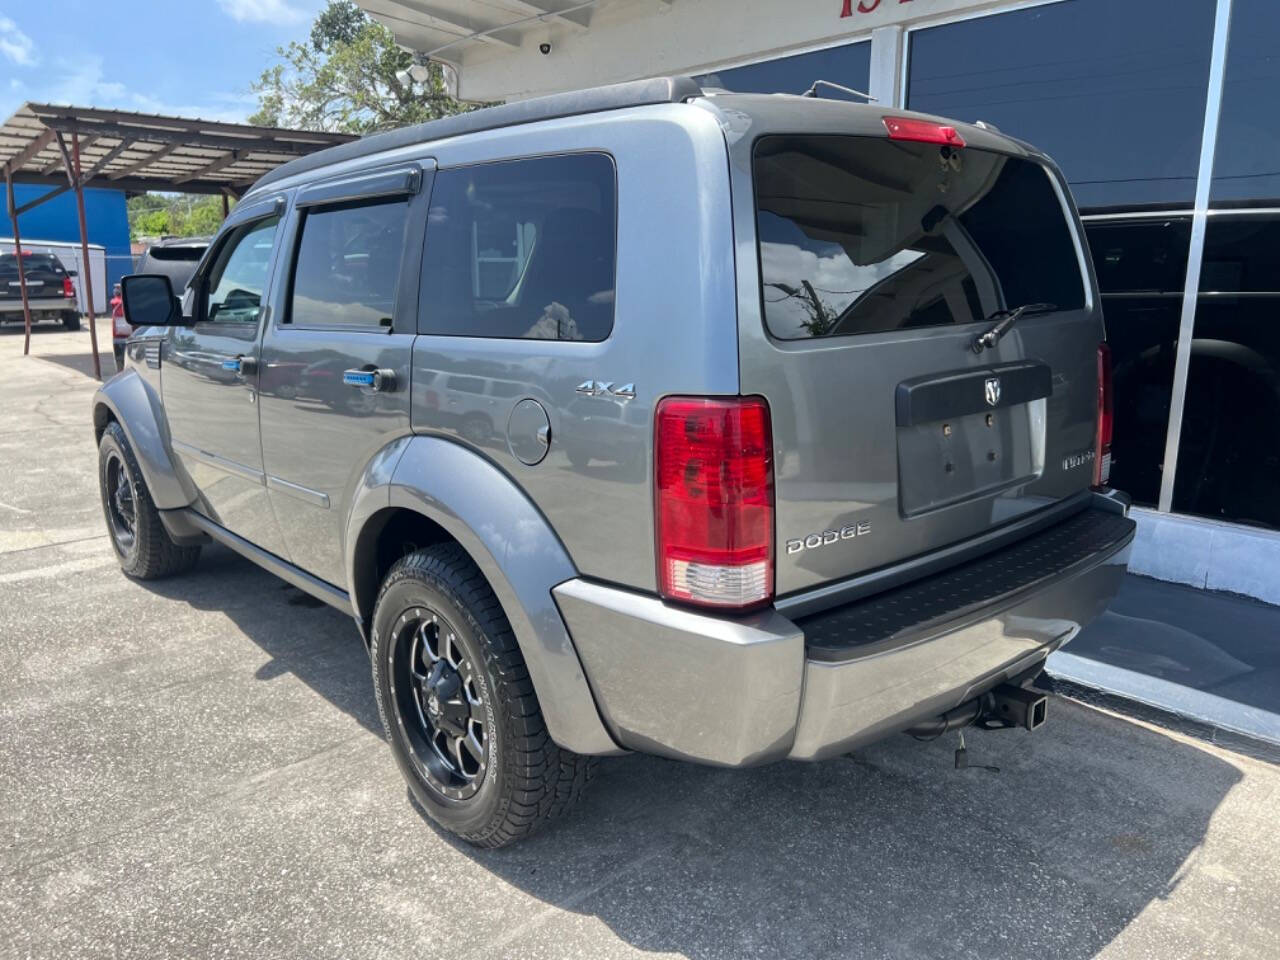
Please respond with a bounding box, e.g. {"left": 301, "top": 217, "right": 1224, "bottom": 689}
{"left": 420, "top": 153, "right": 616, "bottom": 341}
{"left": 1212, "top": 0, "right": 1280, "bottom": 204}
{"left": 754, "top": 135, "right": 1084, "bottom": 340}
{"left": 1088, "top": 218, "right": 1192, "bottom": 295}
{"left": 140, "top": 244, "right": 208, "bottom": 292}
{"left": 0, "top": 253, "right": 63, "bottom": 273}
{"left": 203, "top": 216, "right": 279, "bottom": 324}
{"left": 907, "top": 0, "right": 1215, "bottom": 210}
{"left": 289, "top": 200, "right": 407, "bottom": 328}
{"left": 697, "top": 42, "right": 871, "bottom": 99}
{"left": 1173, "top": 216, "right": 1280, "bottom": 529}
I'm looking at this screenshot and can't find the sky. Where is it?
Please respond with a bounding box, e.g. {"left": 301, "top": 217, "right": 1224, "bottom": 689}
{"left": 0, "top": 0, "right": 330, "bottom": 124}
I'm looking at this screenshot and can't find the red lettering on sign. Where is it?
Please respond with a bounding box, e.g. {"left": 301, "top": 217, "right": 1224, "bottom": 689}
{"left": 841, "top": 0, "right": 913, "bottom": 17}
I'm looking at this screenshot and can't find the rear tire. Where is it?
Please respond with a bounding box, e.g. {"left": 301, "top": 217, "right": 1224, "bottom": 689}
{"left": 61, "top": 311, "right": 81, "bottom": 331}
{"left": 98, "top": 421, "right": 200, "bottom": 579}
{"left": 371, "top": 543, "right": 595, "bottom": 847}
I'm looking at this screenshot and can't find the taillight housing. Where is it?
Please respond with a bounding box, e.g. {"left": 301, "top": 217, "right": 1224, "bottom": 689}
{"left": 655, "top": 396, "right": 774, "bottom": 610}
{"left": 1093, "top": 342, "right": 1114, "bottom": 487}
{"left": 62, "top": 275, "right": 75, "bottom": 298}
{"left": 883, "top": 116, "right": 966, "bottom": 148}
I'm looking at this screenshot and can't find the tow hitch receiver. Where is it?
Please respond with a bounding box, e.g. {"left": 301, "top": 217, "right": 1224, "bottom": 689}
{"left": 985, "top": 684, "right": 1048, "bottom": 732}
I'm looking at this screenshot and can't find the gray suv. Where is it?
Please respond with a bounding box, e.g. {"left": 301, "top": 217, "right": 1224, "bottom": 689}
{"left": 95, "top": 77, "right": 1134, "bottom": 848}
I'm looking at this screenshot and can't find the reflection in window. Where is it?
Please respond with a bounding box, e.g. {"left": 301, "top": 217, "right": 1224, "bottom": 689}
{"left": 289, "top": 201, "right": 407, "bottom": 328}
{"left": 420, "top": 153, "right": 616, "bottom": 341}
{"left": 1084, "top": 217, "right": 1191, "bottom": 506}
{"left": 907, "top": 0, "right": 1215, "bottom": 210}
{"left": 205, "top": 216, "right": 280, "bottom": 324}
{"left": 1212, "top": 0, "right": 1280, "bottom": 204}
{"left": 696, "top": 42, "right": 870, "bottom": 99}
{"left": 754, "top": 135, "right": 1084, "bottom": 340}
{"left": 1173, "top": 217, "right": 1280, "bottom": 529}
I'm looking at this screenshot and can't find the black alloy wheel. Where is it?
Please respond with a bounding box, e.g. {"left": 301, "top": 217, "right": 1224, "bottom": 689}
{"left": 389, "top": 606, "right": 490, "bottom": 801}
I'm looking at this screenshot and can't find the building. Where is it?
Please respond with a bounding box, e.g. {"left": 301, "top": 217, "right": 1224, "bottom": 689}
{"left": 10, "top": 184, "right": 131, "bottom": 289}
{"left": 359, "top": 0, "right": 1280, "bottom": 604}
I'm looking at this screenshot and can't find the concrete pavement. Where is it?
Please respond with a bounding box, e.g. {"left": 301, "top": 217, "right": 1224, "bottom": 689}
{"left": 2, "top": 327, "right": 1279, "bottom": 960}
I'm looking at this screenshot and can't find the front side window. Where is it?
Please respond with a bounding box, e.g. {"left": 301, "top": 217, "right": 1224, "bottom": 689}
{"left": 203, "top": 216, "right": 280, "bottom": 324}
{"left": 754, "top": 135, "right": 1086, "bottom": 340}
{"left": 289, "top": 200, "right": 408, "bottom": 329}
{"left": 420, "top": 153, "right": 616, "bottom": 341}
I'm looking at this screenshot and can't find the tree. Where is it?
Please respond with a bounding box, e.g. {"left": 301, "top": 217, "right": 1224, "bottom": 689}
{"left": 249, "top": 0, "right": 481, "bottom": 135}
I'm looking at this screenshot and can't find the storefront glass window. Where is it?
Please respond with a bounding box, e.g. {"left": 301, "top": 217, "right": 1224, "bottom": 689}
{"left": 697, "top": 42, "right": 871, "bottom": 100}
{"left": 1212, "top": 0, "right": 1280, "bottom": 205}
{"left": 1172, "top": 216, "right": 1280, "bottom": 529}
{"left": 907, "top": 0, "right": 1215, "bottom": 211}
{"left": 1084, "top": 217, "right": 1192, "bottom": 506}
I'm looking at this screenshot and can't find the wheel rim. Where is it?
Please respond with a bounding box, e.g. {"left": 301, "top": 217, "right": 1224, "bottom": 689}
{"left": 389, "top": 607, "right": 489, "bottom": 801}
{"left": 104, "top": 451, "right": 136, "bottom": 551}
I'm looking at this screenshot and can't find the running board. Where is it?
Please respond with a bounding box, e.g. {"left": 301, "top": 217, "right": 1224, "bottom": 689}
{"left": 179, "top": 508, "right": 354, "bottom": 616}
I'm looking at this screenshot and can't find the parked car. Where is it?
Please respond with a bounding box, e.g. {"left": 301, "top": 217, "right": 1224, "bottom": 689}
{"left": 113, "top": 237, "right": 209, "bottom": 368}
{"left": 95, "top": 77, "right": 1134, "bottom": 848}
{"left": 0, "top": 251, "right": 80, "bottom": 329}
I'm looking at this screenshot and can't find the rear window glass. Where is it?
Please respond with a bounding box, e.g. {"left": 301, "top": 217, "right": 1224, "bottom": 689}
{"left": 0, "top": 253, "right": 64, "bottom": 273}
{"left": 146, "top": 245, "right": 206, "bottom": 261}
{"left": 753, "top": 135, "right": 1086, "bottom": 340}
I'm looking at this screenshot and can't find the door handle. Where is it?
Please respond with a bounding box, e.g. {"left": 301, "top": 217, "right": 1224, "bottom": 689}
{"left": 343, "top": 368, "right": 397, "bottom": 392}
{"left": 221, "top": 355, "right": 258, "bottom": 376}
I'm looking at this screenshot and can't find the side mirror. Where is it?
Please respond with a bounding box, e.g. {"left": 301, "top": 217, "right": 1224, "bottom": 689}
{"left": 66, "top": 269, "right": 78, "bottom": 277}
{"left": 120, "top": 274, "right": 183, "bottom": 327}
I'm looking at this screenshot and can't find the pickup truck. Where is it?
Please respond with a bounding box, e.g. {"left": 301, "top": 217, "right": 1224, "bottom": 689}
{"left": 0, "top": 252, "right": 81, "bottom": 329}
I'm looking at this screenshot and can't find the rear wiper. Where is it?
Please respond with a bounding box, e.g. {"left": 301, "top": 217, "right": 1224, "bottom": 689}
{"left": 971, "top": 303, "right": 1057, "bottom": 354}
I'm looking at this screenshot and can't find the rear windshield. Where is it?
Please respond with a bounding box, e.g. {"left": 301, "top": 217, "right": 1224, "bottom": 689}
{"left": 145, "top": 245, "right": 206, "bottom": 261}
{"left": 753, "top": 135, "right": 1087, "bottom": 340}
{"left": 0, "top": 253, "right": 64, "bottom": 273}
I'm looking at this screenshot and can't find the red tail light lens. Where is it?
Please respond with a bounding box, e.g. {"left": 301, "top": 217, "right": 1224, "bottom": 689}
{"left": 62, "top": 275, "right": 75, "bottom": 298}
{"left": 655, "top": 396, "right": 774, "bottom": 609}
{"left": 1094, "top": 342, "right": 1114, "bottom": 487}
{"left": 883, "top": 116, "right": 966, "bottom": 148}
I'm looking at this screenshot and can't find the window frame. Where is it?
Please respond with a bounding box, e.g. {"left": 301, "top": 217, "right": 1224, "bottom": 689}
{"left": 415, "top": 150, "right": 620, "bottom": 342}
{"left": 276, "top": 163, "right": 427, "bottom": 336}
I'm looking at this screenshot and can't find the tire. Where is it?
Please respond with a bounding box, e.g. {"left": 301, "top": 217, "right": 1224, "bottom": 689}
{"left": 371, "top": 543, "right": 595, "bottom": 847}
{"left": 98, "top": 421, "right": 201, "bottom": 579}
{"left": 564, "top": 444, "right": 591, "bottom": 469}
{"left": 62, "top": 311, "right": 81, "bottom": 331}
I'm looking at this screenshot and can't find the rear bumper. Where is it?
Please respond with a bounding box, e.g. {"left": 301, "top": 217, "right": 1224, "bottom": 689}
{"left": 554, "top": 492, "right": 1133, "bottom": 765}
{"left": 0, "top": 298, "right": 73, "bottom": 314}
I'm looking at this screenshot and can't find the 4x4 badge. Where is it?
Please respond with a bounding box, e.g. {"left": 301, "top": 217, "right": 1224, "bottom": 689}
{"left": 984, "top": 377, "right": 1001, "bottom": 407}
{"left": 576, "top": 380, "right": 635, "bottom": 400}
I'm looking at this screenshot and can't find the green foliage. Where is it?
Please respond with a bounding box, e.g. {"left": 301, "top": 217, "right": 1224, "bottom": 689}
{"left": 127, "top": 193, "right": 229, "bottom": 242}
{"left": 249, "top": 0, "right": 483, "bottom": 135}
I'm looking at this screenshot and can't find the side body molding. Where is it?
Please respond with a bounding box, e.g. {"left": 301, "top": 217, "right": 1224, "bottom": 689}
{"left": 92, "top": 369, "right": 196, "bottom": 511}
{"left": 348, "top": 435, "right": 623, "bottom": 757}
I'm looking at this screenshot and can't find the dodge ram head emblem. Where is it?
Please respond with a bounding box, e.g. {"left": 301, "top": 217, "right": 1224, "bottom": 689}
{"left": 984, "top": 377, "right": 1001, "bottom": 407}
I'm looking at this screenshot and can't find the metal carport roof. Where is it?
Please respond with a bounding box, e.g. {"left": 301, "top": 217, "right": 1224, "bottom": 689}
{"left": 1, "top": 103, "right": 356, "bottom": 378}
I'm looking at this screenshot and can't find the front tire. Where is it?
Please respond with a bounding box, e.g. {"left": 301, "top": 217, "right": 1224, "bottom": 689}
{"left": 98, "top": 421, "right": 200, "bottom": 579}
{"left": 371, "top": 543, "right": 595, "bottom": 847}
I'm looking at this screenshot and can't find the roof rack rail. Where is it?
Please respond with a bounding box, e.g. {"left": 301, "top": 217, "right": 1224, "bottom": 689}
{"left": 252, "top": 76, "right": 704, "bottom": 192}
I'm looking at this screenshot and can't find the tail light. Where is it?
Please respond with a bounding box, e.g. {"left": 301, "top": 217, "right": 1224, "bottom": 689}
{"left": 1093, "top": 342, "right": 1113, "bottom": 487}
{"left": 883, "top": 116, "right": 966, "bottom": 148}
{"left": 655, "top": 396, "right": 774, "bottom": 609}
{"left": 62, "top": 276, "right": 75, "bottom": 298}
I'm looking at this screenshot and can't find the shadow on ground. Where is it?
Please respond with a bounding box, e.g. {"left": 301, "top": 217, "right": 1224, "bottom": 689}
{"left": 133, "top": 543, "right": 1246, "bottom": 959}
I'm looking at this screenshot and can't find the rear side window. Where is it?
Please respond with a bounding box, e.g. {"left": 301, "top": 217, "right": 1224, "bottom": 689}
{"left": 289, "top": 200, "right": 408, "bottom": 329}
{"left": 753, "top": 135, "right": 1086, "bottom": 340}
{"left": 419, "top": 153, "right": 616, "bottom": 341}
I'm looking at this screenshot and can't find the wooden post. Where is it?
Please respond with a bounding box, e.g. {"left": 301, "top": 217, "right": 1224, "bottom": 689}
{"left": 71, "top": 133, "right": 102, "bottom": 381}
{"left": 4, "top": 170, "right": 35, "bottom": 356}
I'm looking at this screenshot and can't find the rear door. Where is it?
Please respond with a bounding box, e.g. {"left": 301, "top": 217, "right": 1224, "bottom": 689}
{"left": 257, "top": 163, "right": 427, "bottom": 588}
{"left": 735, "top": 129, "right": 1102, "bottom": 596}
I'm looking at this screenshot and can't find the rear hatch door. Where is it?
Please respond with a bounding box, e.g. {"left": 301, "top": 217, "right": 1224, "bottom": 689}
{"left": 735, "top": 125, "right": 1103, "bottom": 596}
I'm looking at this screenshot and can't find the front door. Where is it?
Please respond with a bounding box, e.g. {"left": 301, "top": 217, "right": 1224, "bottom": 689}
{"left": 163, "top": 205, "right": 290, "bottom": 559}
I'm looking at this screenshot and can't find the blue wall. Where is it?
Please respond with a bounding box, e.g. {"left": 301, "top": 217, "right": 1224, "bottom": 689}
{"left": 11, "top": 184, "right": 132, "bottom": 288}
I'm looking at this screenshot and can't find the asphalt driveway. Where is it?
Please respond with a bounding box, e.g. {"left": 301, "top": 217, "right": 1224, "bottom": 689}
{"left": 2, "top": 328, "right": 1278, "bottom": 959}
